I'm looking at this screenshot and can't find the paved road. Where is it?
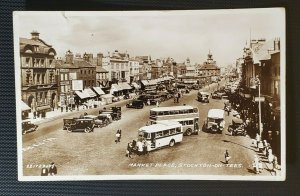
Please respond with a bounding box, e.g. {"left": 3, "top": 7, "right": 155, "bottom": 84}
{"left": 22, "top": 81, "right": 271, "bottom": 176}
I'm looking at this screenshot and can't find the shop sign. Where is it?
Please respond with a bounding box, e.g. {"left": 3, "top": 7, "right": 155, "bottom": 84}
{"left": 72, "top": 80, "right": 83, "bottom": 91}
{"left": 254, "top": 97, "right": 265, "bottom": 102}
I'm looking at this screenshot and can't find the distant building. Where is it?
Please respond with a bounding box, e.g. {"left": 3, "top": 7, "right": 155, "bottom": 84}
{"left": 102, "top": 50, "right": 130, "bottom": 83}
{"left": 128, "top": 58, "right": 140, "bottom": 83}
{"left": 198, "top": 51, "right": 221, "bottom": 82}
{"left": 20, "top": 31, "right": 58, "bottom": 114}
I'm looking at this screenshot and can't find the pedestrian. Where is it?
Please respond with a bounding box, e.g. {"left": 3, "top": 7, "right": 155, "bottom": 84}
{"left": 40, "top": 167, "right": 48, "bottom": 176}
{"left": 115, "top": 131, "right": 121, "bottom": 143}
{"left": 126, "top": 142, "right": 133, "bottom": 158}
{"left": 48, "top": 162, "right": 57, "bottom": 176}
{"left": 118, "top": 129, "right": 122, "bottom": 140}
{"left": 177, "top": 92, "right": 180, "bottom": 103}
{"left": 136, "top": 140, "right": 143, "bottom": 156}
{"left": 255, "top": 133, "right": 260, "bottom": 148}
{"left": 272, "top": 155, "right": 279, "bottom": 175}
{"left": 253, "top": 155, "right": 259, "bottom": 174}
{"left": 224, "top": 150, "right": 231, "bottom": 164}
{"left": 147, "top": 99, "right": 150, "bottom": 106}
{"left": 143, "top": 139, "right": 149, "bottom": 155}
{"left": 156, "top": 100, "right": 159, "bottom": 107}
{"left": 173, "top": 94, "right": 177, "bottom": 103}
{"left": 258, "top": 160, "right": 263, "bottom": 173}
{"left": 258, "top": 140, "right": 264, "bottom": 153}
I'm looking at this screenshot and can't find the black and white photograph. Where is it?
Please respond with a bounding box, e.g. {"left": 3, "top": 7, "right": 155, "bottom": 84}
{"left": 14, "top": 9, "right": 285, "bottom": 181}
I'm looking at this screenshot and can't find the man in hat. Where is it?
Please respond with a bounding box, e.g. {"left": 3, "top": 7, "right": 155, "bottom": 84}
{"left": 48, "top": 162, "right": 57, "bottom": 176}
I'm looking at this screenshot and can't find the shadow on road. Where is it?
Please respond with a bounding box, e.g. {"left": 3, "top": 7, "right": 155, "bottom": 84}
{"left": 222, "top": 139, "right": 256, "bottom": 152}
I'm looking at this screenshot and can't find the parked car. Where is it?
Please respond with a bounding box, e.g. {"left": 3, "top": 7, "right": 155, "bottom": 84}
{"left": 126, "top": 99, "right": 144, "bottom": 109}
{"left": 67, "top": 118, "right": 95, "bottom": 133}
{"left": 204, "top": 109, "right": 225, "bottom": 133}
{"left": 82, "top": 115, "right": 107, "bottom": 128}
{"left": 228, "top": 117, "right": 246, "bottom": 136}
{"left": 22, "top": 120, "right": 38, "bottom": 135}
{"left": 98, "top": 113, "right": 113, "bottom": 124}
{"left": 197, "top": 91, "right": 210, "bottom": 103}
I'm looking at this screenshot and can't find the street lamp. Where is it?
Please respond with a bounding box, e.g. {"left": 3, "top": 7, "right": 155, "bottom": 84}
{"left": 255, "top": 75, "right": 262, "bottom": 139}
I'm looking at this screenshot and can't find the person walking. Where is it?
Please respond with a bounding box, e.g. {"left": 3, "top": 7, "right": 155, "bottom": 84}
{"left": 143, "top": 139, "right": 149, "bottom": 155}
{"left": 126, "top": 142, "right": 133, "bottom": 158}
{"left": 224, "top": 150, "right": 231, "bottom": 164}
{"left": 48, "top": 162, "right": 57, "bottom": 176}
{"left": 253, "top": 155, "right": 260, "bottom": 174}
{"left": 115, "top": 130, "right": 121, "bottom": 144}
{"left": 136, "top": 140, "right": 143, "bottom": 156}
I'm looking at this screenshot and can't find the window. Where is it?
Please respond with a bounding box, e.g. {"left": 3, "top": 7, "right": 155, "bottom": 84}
{"left": 41, "top": 59, "right": 44, "bottom": 67}
{"left": 25, "top": 58, "right": 30, "bottom": 67}
{"left": 60, "top": 73, "right": 64, "bottom": 81}
{"left": 42, "top": 74, "right": 45, "bottom": 84}
{"left": 170, "top": 128, "right": 176, "bottom": 135}
{"left": 36, "top": 74, "right": 40, "bottom": 84}
{"left": 49, "top": 59, "right": 53, "bottom": 66}
{"left": 176, "top": 127, "right": 181, "bottom": 133}
{"left": 156, "top": 131, "right": 163, "bottom": 138}
{"left": 163, "top": 130, "right": 169, "bottom": 136}
{"left": 189, "top": 120, "right": 193, "bottom": 125}
{"left": 61, "top": 86, "right": 64, "bottom": 93}
{"left": 65, "top": 74, "right": 68, "bottom": 81}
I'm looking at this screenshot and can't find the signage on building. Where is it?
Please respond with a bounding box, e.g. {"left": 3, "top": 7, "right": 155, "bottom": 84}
{"left": 69, "top": 72, "right": 77, "bottom": 80}
{"left": 60, "top": 95, "right": 65, "bottom": 106}
{"left": 72, "top": 80, "right": 83, "bottom": 91}
{"left": 60, "top": 69, "right": 70, "bottom": 72}
{"left": 254, "top": 97, "right": 265, "bottom": 102}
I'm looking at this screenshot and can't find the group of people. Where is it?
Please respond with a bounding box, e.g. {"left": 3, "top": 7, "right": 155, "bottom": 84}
{"left": 253, "top": 135, "right": 279, "bottom": 175}
{"left": 173, "top": 91, "right": 182, "bottom": 103}
{"left": 41, "top": 162, "right": 57, "bottom": 176}
{"left": 126, "top": 139, "right": 149, "bottom": 158}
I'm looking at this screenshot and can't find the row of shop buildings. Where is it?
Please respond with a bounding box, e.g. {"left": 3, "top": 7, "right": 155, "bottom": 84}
{"left": 236, "top": 37, "right": 281, "bottom": 161}
{"left": 20, "top": 31, "right": 220, "bottom": 118}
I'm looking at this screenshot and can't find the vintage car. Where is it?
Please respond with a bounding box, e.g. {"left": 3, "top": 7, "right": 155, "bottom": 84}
{"left": 126, "top": 99, "right": 144, "bottom": 109}
{"left": 82, "top": 115, "right": 108, "bottom": 128}
{"left": 197, "top": 91, "right": 210, "bottom": 103}
{"left": 228, "top": 117, "right": 246, "bottom": 136}
{"left": 204, "top": 109, "right": 225, "bottom": 133}
{"left": 67, "top": 118, "right": 95, "bottom": 133}
{"left": 22, "top": 120, "right": 38, "bottom": 135}
{"left": 98, "top": 113, "right": 113, "bottom": 124}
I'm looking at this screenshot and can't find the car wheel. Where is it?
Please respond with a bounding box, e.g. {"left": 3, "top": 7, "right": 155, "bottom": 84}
{"left": 169, "top": 139, "right": 175, "bottom": 147}
{"left": 186, "top": 128, "right": 192, "bottom": 136}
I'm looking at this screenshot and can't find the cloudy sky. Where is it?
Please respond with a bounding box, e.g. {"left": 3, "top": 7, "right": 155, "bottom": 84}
{"left": 15, "top": 9, "right": 285, "bottom": 67}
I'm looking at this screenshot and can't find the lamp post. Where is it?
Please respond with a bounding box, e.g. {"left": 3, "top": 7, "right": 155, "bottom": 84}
{"left": 255, "top": 76, "right": 262, "bottom": 138}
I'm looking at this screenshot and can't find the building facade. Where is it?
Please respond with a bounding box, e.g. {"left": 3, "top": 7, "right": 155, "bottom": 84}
{"left": 198, "top": 51, "right": 221, "bottom": 82}
{"left": 20, "top": 31, "right": 58, "bottom": 114}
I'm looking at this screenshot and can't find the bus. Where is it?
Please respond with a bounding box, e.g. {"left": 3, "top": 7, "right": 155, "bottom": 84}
{"left": 149, "top": 105, "right": 200, "bottom": 136}
{"left": 138, "top": 121, "right": 183, "bottom": 151}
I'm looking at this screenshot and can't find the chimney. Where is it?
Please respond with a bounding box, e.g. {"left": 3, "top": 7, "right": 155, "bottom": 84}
{"left": 97, "top": 53, "right": 103, "bottom": 66}
{"left": 65, "top": 50, "right": 74, "bottom": 64}
{"left": 31, "top": 31, "right": 40, "bottom": 40}
{"left": 274, "top": 38, "right": 280, "bottom": 51}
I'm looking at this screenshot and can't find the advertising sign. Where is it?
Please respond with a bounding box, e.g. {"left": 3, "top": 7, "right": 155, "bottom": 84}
{"left": 72, "top": 80, "right": 83, "bottom": 91}
{"left": 254, "top": 97, "right": 265, "bottom": 102}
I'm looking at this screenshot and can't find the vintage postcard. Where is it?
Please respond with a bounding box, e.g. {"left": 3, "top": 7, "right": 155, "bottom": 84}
{"left": 14, "top": 9, "right": 285, "bottom": 181}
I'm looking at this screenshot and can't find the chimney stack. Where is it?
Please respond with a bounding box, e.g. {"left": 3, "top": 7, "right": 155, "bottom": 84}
{"left": 274, "top": 37, "right": 280, "bottom": 51}
{"left": 65, "top": 50, "right": 74, "bottom": 64}
{"left": 31, "top": 31, "right": 40, "bottom": 40}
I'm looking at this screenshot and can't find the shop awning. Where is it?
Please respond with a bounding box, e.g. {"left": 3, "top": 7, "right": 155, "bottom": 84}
{"left": 111, "top": 84, "right": 123, "bottom": 92}
{"left": 75, "top": 91, "right": 90, "bottom": 99}
{"left": 131, "top": 82, "right": 140, "bottom": 89}
{"left": 119, "top": 82, "right": 132, "bottom": 90}
{"left": 36, "top": 105, "right": 51, "bottom": 111}
{"left": 101, "top": 94, "right": 114, "bottom": 98}
{"left": 21, "top": 101, "right": 31, "bottom": 112}
{"left": 83, "top": 88, "right": 97, "bottom": 97}
{"left": 141, "top": 80, "right": 149, "bottom": 86}
{"left": 93, "top": 87, "right": 105, "bottom": 96}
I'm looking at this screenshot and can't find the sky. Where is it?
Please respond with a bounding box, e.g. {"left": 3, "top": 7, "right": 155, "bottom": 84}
{"left": 15, "top": 9, "right": 285, "bottom": 67}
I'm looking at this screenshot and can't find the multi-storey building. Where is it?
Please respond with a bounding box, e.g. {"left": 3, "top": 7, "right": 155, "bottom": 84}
{"left": 102, "top": 50, "right": 130, "bottom": 83}
{"left": 198, "top": 51, "right": 221, "bottom": 82}
{"left": 128, "top": 58, "right": 140, "bottom": 83}
{"left": 20, "top": 31, "right": 58, "bottom": 115}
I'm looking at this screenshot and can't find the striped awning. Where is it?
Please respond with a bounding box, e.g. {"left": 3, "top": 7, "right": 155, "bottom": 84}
{"left": 118, "top": 82, "right": 132, "bottom": 90}
{"left": 111, "top": 84, "right": 123, "bottom": 92}
{"left": 93, "top": 87, "right": 105, "bottom": 95}
{"left": 83, "top": 88, "right": 97, "bottom": 97}
{"left": 21, "top": 101, "right": 31, "bottom": 111}
{"left": 75, "top": 91, "right": 90, "bottom": 99}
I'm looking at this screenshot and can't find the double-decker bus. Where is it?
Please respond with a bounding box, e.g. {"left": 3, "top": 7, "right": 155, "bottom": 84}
{"left": 138, "top": 121, "right": 183, "bottom": 151}
{"left": 149, "top": 105, "right": 200, "bottom": 136}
